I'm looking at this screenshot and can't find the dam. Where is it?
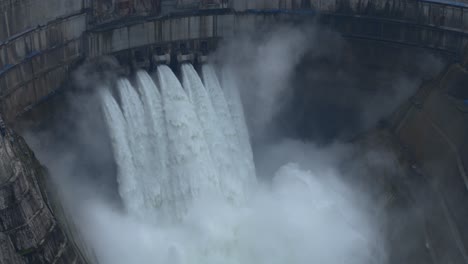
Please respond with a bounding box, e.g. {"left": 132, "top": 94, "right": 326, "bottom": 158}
{"left": 1, "top": 0, "right": 468, "bottom": 263}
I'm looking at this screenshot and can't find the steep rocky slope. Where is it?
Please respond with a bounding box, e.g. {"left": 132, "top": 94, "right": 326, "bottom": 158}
{"left": 0, "top": 125, "right": 88, "bottom": 264}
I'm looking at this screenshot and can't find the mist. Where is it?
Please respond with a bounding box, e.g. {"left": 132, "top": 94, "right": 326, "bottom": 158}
{"left": 19, "top": 23, "right": 444, "bottom": 264}
{"left": 216, "top": 24, "right": 442, "bottom": 144}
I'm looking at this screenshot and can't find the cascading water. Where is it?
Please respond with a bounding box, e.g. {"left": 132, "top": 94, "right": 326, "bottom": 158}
{"left": 135, "top": 71, "right": 170, "bottom": 218}
{"left": 181, "top": 63, "right": 247, "bottom": 203}
{"left": 101, "top": 64, "right": 255, "bottom": 219}
{"left": 202, "top": 65, "right": 255, "bottom": 198}
{"left": 94, "top": 64, "right": 379, "bottom": 264}
{"left": 220, "top": 69, "right": 256, "bottom": 185}
{"left": 100, "top": 87, "right": 144, "bottom": 217}
{"left": 118, "top": 79, "right": 161, "bottom": 217}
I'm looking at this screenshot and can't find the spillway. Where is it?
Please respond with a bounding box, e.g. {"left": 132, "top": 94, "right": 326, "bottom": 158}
{"left": 100, "top": 64, "right": 256, "bottom": 219}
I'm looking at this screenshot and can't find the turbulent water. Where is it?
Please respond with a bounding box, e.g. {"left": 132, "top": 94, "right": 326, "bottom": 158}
{"left": 101, "top": 64, "right": 256, "bottom": 219}
{"left": 95, "top": 64, "right": 380, "bottom": 264}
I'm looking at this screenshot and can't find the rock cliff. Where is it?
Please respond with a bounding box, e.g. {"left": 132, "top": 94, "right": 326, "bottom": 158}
{"left": 0, "top": 125, "right": 88, "bottom": 264}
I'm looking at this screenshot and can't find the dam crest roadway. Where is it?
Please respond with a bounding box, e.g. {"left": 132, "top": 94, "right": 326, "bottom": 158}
{"left": 1, "top": 0, "right": 468, "bottom": 120}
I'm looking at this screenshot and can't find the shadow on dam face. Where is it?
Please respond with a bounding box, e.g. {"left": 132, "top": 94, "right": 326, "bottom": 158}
{"left": 265, "top": 39, "right": 446, "bottom": 145}
{"left": 13, "top": 25, "right": 467, "bottom": 264}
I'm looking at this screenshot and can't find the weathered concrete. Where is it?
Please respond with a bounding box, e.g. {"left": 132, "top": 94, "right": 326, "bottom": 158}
{"left": 90, "top": 0, "right": 161, "bottom": 24}
{"left": 0, "top": 0, "right": 85, "bottom": 41}
{"left": 3, "top": 0, "right": 468, "bottom": 121}
{"left": 389, "top": 61, "right": 468, "bottom": 263}
{"left": 0, "top": 13, "right": 86, "bottom": 121}
{"left": 2, "top": 1, "right": 468, "bottom": 264}
{"left": 0, "top": 127, "right": 87, "bottom": 264}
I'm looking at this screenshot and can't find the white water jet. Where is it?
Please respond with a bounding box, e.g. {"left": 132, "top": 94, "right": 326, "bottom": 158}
{"left": 118, "top": 79, "right": 163, "bottom": 219}
{"left": 100, "top": 86, "right": 144, "bottom": 217}
{"left": 181, "top": 63, "right": 244, "bottom": 203}
{"left": 101, "top": 65, "right": 258, "bottom": 217}
{"left": 220, "top": 69, "right": 257, "bottom": 185}
{"left": 93, "top": 65, "right": 381, "bottom": 264}
{"left": 157, "top": 65, "right": 221, "bottom": 218}
{"left": 102, "top": 65, "right": 257, "bottom": 218}
{"left": 202, "top": 64, "right": 254, "bottom": 198}
{"left": 69, "top": 61, "right": 389, "bottom": 264}
{"left": 135, "top": 71, "right": 171, "bottom": 218}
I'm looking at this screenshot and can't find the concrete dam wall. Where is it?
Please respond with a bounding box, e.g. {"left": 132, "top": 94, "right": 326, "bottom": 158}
{"left": 1, "top": 1, "right": 468, "bottom": 264}
{"left": 2, "top": 0, "right": 468, "bottom": 121}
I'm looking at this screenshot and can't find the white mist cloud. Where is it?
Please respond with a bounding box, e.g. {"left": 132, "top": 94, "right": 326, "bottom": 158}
{"left": 76, "top": 157, "right": 383, "bottom": 264}
{"left": 19, "top": 22, "right": 434, "bottom": 264}
{"left": 216, "top": 24, "right": 443, "bottom": 143}
{"left": 216, "top": 26, "right": 312, "bottom": 140}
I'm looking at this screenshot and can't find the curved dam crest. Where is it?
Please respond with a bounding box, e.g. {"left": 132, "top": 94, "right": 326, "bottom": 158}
{"left": 1, "top": 1, "right": 468, "bottom": 264}
{"left": 3, "top": 0, "right": 468, "bottom": 122}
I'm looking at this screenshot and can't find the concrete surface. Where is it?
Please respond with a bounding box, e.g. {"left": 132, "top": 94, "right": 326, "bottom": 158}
{"left": 2, "top": 1, "right": 468, "bottom": 264}
{"left": 3, "top": 0, "right": 468, "bottom": 121}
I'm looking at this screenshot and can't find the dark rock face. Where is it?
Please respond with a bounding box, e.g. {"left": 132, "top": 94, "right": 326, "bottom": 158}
{"left": 0, "top": 128, "right": 88, "bottom": 264}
